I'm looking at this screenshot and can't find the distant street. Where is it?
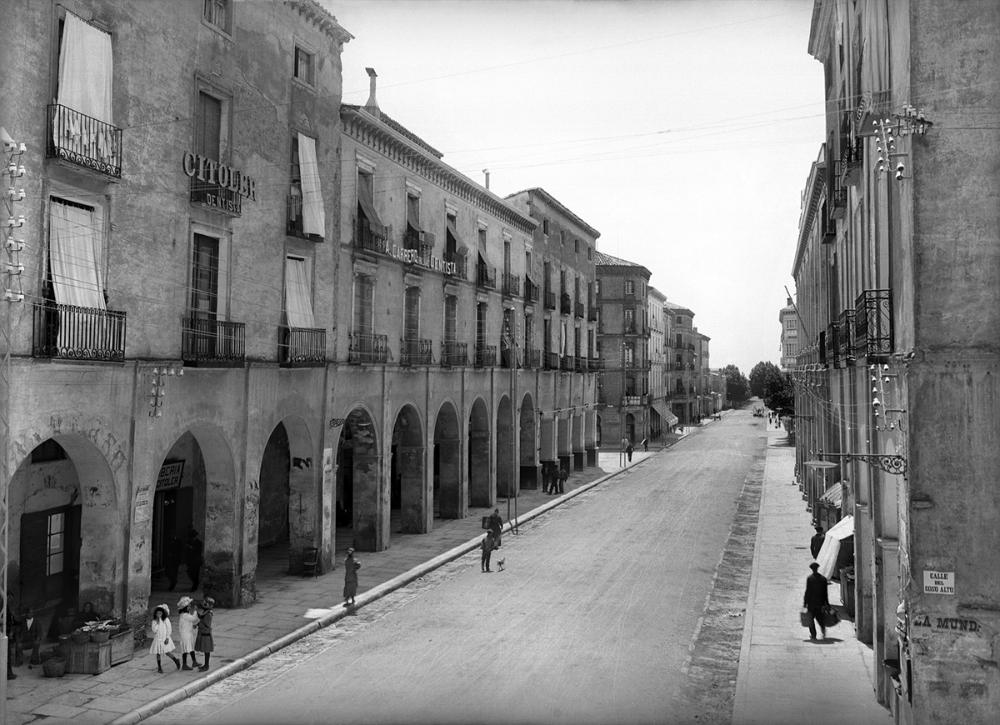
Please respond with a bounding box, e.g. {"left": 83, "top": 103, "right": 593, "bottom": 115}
{"left": 151, "top": 411, "right": 766, "bottom": 725}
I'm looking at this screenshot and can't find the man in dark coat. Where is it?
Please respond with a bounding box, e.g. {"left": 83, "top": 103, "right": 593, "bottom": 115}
{"left": 803, "top": 562, "right": 830, "bottom": 640}
{"left": 557, "top": 466, "right": 568, "bottom": 494}
{"left": 487, "top": 508, "right": 503, "bottom": 548}
{"left": 480, "top": 532, "right": 496, "bottom": 573}
{"left": 810, "top": 526, "right": 825, "bottom": 559}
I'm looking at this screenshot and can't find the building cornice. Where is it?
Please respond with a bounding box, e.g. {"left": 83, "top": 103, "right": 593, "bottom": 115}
{"left": 792, "top": 145, "right": 827, "bottom": 278}
{"left": 341, "top": 106, "right": 536, "bottom": 234}
{"left": 284, "top": 0, "right": 353, "bottom": 44}
{"left": 506, "top": 187, "right": 601, "bottom": 240}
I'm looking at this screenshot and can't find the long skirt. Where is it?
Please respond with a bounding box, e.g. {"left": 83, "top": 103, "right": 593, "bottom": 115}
{"left": 194, "top": 632, "right": 214, "bottom": 653}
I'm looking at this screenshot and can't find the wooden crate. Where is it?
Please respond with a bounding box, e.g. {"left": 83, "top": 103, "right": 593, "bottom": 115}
{"left": 66, "top": 640, "right": 112, "bottom": 674}
{"left": 109, "top": 629, "right": 135, "bottom": 666}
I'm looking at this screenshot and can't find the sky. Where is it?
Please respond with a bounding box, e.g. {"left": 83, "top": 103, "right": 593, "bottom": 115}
{"left": 323, "top": 0, "right": 825, "bottom": 375}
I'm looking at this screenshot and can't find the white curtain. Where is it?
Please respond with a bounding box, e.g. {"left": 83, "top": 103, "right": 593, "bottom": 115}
{"left": 284, "top": 257, "right": 315, "bottom": 329}
{"left": 560, "top": 321, "right": 567, "bottom": 355}
{"left": 49, "top": 199, "right": 105, "bottom": 310}
{"left": 297, "top": 133, "right": 325, "bottom": 237}
{"left": 56, "top": 12, "right": 114, "bottom": 164}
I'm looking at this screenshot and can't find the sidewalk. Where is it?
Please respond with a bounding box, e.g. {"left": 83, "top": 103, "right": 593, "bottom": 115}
{"left": 6, "top": 451, "right": 657, "bottom": 725}
{"left": 732, "top": 424, "right": 890, "bottom": 725}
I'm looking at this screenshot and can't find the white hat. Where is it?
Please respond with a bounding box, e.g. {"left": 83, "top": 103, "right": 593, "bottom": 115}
{"left": 156, "top": 603, "right": 170, "bottom": 617}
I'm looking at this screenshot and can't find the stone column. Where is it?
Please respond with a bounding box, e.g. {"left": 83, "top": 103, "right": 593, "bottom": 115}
{"left": 437, "top": 436, "right": 462, "bottom": 518}
{"left": 353, "top": 453, "right": 384, "bottom": 551}
{"left": 399, "top": 445, "right": 426, "bottom": 534}
{"left": 469, "top": 430, "right": 491, "bottom": 507}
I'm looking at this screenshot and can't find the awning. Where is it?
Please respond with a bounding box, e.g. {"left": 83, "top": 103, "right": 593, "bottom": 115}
{"left": 477, "top": 226, "right": 501, "bottom": 272}
{"left": 357, "top": 178, "right": 386, "bottom": 237}
{"left": 651, "top": 399, "right": 679, "bottom": 428}
{"left": 406, "top": 199, "right": 424, "bottom": 233}
{"left": 818, "top": 483, "right": 843, "bottom": 508}
{"left": 816, "top": 515, "right": 854, "bottom": 578}
{"left": 297, "top": 133, "right": 324, "bottom": 237}
{"left": 445, "top": 217, "right": 469, "bottom": 257}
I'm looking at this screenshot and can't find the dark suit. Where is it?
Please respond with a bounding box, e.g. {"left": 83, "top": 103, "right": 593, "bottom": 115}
{"left": 810, "top": 532, "right": 825, "bottom": 558}
{"left": 803, "top": 571, "right": 830, "bottom": 639}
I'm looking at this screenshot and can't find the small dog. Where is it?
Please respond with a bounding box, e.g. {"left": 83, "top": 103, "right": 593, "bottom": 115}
{"left": 496, "top": 558, "right": 505, "bottom": 572}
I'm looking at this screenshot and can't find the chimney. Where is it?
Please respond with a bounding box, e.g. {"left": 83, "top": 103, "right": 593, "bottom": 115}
{"left": 482, "top": 169, "right": 490, "bottom": 190}
{"left": 364, "top": 67, "right": 380, "bottom": 117}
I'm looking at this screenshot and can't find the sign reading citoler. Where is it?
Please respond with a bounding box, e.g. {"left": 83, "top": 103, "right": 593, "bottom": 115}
{"left": 182, "top": 151, "right": 257, "bottom": 204}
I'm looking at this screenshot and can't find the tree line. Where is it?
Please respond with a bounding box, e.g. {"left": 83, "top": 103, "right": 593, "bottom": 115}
{"left": 720, "top": 361, "right": 794, "bottom": 416}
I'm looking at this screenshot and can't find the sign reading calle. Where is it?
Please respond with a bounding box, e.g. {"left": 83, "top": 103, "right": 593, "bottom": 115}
{"left": 923, "top": 570, "right": 955, "bottom": 595}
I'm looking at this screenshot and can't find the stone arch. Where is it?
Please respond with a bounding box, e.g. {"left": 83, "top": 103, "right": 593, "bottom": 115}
{"left": 468, "top": 398, "right": 491, "bottom": 507}
{"left": 336, "top": 406, "right": 381, "bottom": 551}
{"left": 9, "top": 434, "right": 122, "bottom": 618}
{"left": 391, "top": 403, "right": 427, "bottom": 536}
{"left": 519, "top": 394, "right": 537, "bottom": 489}
{"left": 433, "top": 401, "right": 462, "bottom": 519}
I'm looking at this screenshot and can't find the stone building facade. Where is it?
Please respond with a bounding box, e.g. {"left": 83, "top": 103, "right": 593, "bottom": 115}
{"left": 664, "top": 302, "right": 700, "bottom": 424}
{"left": 779, "top": 296, "right": 799, "bottom": 370}
{"left": 794, "top": 2, "right": 1000, "bottom": 722}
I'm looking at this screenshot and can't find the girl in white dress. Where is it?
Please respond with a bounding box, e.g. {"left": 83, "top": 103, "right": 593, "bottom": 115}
{"left": 176, "top": 596, "right": 201, "bottom": 670}
{"left": 148, "top": 604, "right": 180, "bottom": 673}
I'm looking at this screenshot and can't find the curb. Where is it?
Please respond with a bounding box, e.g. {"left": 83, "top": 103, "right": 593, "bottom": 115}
{"left": 112, "top": 455, "right": 655, "bottom": 724}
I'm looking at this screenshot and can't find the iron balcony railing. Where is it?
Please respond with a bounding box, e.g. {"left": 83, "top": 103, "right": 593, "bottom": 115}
{"left": 837, "top": 309, "right": 855, "bottom": 363}
{"left": 440, "top": 340, "right": 468, "bottom": 367}
{"left": 524, "top": 277, "right": 539, "bottom": 303}
{"left": 825, "top": 321, "right": 843, "bottom": 367}
{"left": 575, "top": 301, "right": 585, "bottom": 318}
{"left": 474, "top": 344, "right": 496, "bottom": 368}
{"left": 477, "top": 265, "right": 496, "bottom": 289}
{"left": 544, "top": 290, "right": 556, "bottom": 310}
{"left": 830, "top": 185, "right": 848, "bottom": 219}
{"left": 560, "top": 293, "right": 572, "bottom": 315}
{"left": 32, "top": 302, "right": 126, "bottom": 361}
{"left": 524, "top": 348, "right": 541, "bottom": 369}
{"left": 400, "top": 337, "right": 433, "bottom": 366}
{"left": 854, "top": 289, "right": 893, "bottom": 361}
{"left": 182, "top": 315, "right": 246, "bottom": 366}
{"left": 841, "top": 137, "right": 863, "bottom": 186}
{"left": 286, "top": 195, "right": 323, "bottom": 241}
{"left": 589, "top": 357, "right": 604, "bottom": 371}
{"left": 622, "top": 395, "right": 645, "bottom": 407}
{"left": 574, "top": 356, "right": 586, "bottom": 373}
{"left": 500, "top": 346, "right": 516, "bottom": 369}
{"left": 544, "top": 351, "right": 559, "bottom": 370}
{"left": 355, "top": 218, "right": 390, "bottom": 256}
{"left": 47, "top": 104, "right": 122, "bottom": 178}
{"left": 279, "top": 326, "right": 326, "bottom": 366}
{"left": 502, "top": 273, "right": 521, "bottom": 297}
{"left": 444, "top": 254, "right": 467, "bottom": 280}
{"left": 588, "top": 306, "right": 598, "bottom": 321}
{"left": 349, "top": 332, "right": 389, "bottom": 364}
{"left": 560, "top": 355, "right": 574, "bottom": 371}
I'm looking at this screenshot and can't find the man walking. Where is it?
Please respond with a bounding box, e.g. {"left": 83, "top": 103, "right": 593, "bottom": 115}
{"left": 487, "top": 508, "right": 503, "bottom": 548}
{"left": 557, "top": 465, "right": 568, "bottom": 494}
{"left": 803, "top": 562, "right": 830, "bottom": 640}
{"left": 810, "top": 526, "right": 825, "bottom": 559}
{"left": 480, "top": 531, "right": 496, "bottom": 572}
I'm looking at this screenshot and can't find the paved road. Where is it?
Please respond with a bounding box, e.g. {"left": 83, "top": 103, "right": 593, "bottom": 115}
{"left": 150, "top": 412, "right": 765, "bottom": 725}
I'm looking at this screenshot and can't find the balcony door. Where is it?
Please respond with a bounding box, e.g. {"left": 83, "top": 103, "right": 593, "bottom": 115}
{"left": 190, "top": 234, "right": 219, "bottom": 357}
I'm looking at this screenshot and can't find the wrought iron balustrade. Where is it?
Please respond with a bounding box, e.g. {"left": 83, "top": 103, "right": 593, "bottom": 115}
{"left": 589, "top": 357, "right": 605, "bottom": 372}
{"left": 575, "top": 301, "right": 585, "bottom": 318}
{"left": 477, "top": 265, "right": 496, "bottom": 289}
{"left": 401, "top": 337, "right": 433, "bottom": 366}
{"left": 279, "top": 326, "right": 326, "bottom": 366}
{"left": 444, "top": 254, "right": 467, "bottom": 279}
{"left": 574, "top": 357, "right": 586, "bottom": 373}
{"left": 588, "top": 306, "right": 598, "bottom": 321}
{"left": 474, "top": 344, "right": 496, "bottom": 368}
{"left": 854, "top": 289, "right": 893, "bottom": 361}
{"left": 502, "top": 273, "right": 521, "bottom": 297}
{"left": 544, "top": 351, "right": 559, "bottom": 370}
{"left": 182, "top": 315, "right": 245, "bottom": 366}
{"left": 32, "top": 302, "right": 126, "bottom": 361}
{"left": 355, "top": 219, "right": 389, "bottom": 255}
{"left": 560, "top": 293, "right": 572, "bottom": 315}
{"left": 622, "top": 395, "right": 645, "bottom": 406}
{"left": 837, "top": 309, "right": 855, "bottom": 363}
{"left": 440, "top": 340, "right": 468, "bottom": 367}
{"left": 47, "top": 104, "right": 122, "bottom": 177}
{"left": 544, "top": 290, "right": 556, "bottom": 310}
{"left": 285, "top": 195, "right": 323, "bottom": 240}
{"left": 524, "top": 348, "right": 541, "bottom": 369}
{"left": 349, "top": 332, "right": 389, "bottom": 364}
{"left": 560, "top": 355, "right": 574, "bottom": 371}
{"left": 524, "top": 277, "right": 539, "bottom": 302}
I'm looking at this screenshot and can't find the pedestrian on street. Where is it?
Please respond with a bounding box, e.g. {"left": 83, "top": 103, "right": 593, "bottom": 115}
{"left": 186, "top": 529, "right": 204, "bottom": 592}
{"left": 16, "top": 607, "right": 41, "bottom": 668}
{"left": 803, "top": 562, "right": 830, "bottom": 640}
{"left": 810, "top": 526, "right": 825, "bottom": 559}
{"left": 343, "top": 548, "right": 361, "bottom": 606}
{"left": 546, "top": 462, "right": 557, "bottom": 494}
{"left": 626, "top": 440, "right": 634, "bottom": 463}
{"left": 641, "top": 437, "right": 648, "bottom": 452}
{"left": 558, "top": 465, "right": 568, "bottom": 493}
{"left": 176, "top": 596, "right": 200, "bottom": 670}
{"left": 480, "top": 531, "right": 496, "bottom": 572}
{"left": 6, "top": 597, "right": 19, "bottom": 680}
{"left": 148, "top": 604, "right": 180, "bottom": 673}
{"left": 487, "top": 508, "right": 503, "bottom": 548}
{"left": 194, "top": 597, "right": 215, "bottom": 672}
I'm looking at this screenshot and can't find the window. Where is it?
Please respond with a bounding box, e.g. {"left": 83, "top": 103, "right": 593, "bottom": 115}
{"left": 284, "top": 256, "right": 314, "bottom": 328}
{"left": 675, "top": 333, "right": 682, "bottom": 348}
{"left": 587, "top": 246, "right": 592, "bottom": 261}
{"left": 289, "top": 133, "right": 324, "bottom": 238}
{"left": 624, "top": 279, "right": 635, "bottom": 296}
{"left": 203, "top": 0, "right": 232, "bottom": 32}
{"left": 476, "top": 302, "right": 488, "bottom": 346}
{"left": 542, "top": 218, "right": 550, "bottom": 235}
{"left": 354, "top": 275, "right": 374, "bottom": 334}
{"left": 191, "top": 234, "right": 219, "bottom": 320}
{"left": 46, "top": 512, "right": 65, "bottom": 576}
{"left": 624, "top": 308, "right": 635, "bottom": 332}
{"left": 444, "top": 295, "right": 457, "bottom": 342}
{"left": 356, "top": 168, "right": 385, "bottom": 241}
{"left": 48, "top": 196, "right": 105, "bottom": 310}
{"left": 404, "top": 287, "right": 420, "bottom": 346}
{"left": 595, "top": 279, "right": 600, "bottom": 296}
{"left": 294, "top": 46, "right": 315, "bottom": 86}
{"left": 676, "top": 316, "right": 683, "bottom": 324}
{"left": 523, "top": 314, "right": 533, "bottom": 352}
{"left": 574, "top": 238, "right": 580, "bottom": 254}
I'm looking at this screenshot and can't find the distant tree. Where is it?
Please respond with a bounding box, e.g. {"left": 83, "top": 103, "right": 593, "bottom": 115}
{"left": 749, "top": 361, "right": 795, "bottom": 415}
{"left": 749, "top": 361, "right": 782, "bottom": 399}
{"left": 720, "top": 364, "right": 750, "bottom": 404}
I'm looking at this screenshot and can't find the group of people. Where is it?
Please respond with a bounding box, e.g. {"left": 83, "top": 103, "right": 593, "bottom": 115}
{"left": 5, "top": 599, "right": 110, "bottom": 680}
{"left": 803, "top": 525, "right": 831, "bottom": 640}
{"left": 479, "top": 508, "right": 504, "bottom": 572}
{"left": 148, "top": 595, "right": 215, "bottom": 674}
{"left": 541, "top": 462, "right": 569, "bottom": 495}
{"left": 164, "top": 529, "right": 205, "bottom": 592}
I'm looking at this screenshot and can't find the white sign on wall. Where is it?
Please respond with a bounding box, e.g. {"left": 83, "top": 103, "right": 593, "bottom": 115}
{"left": 923, "top": 570, "right": 955, "bottom": 595}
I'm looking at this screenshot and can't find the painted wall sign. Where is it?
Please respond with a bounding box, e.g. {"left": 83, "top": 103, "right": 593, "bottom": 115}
{"left": 182, "top": 152, "right": 257, "bottom": 200}
{"left": 911, "top": 614, "right": 979, "bottom": 633}
{"left": 923, "top": 570, "right": 955, "bottom": 595}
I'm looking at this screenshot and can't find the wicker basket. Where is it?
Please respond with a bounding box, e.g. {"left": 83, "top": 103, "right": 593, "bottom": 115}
{"left": 43, "top": 657, "right": 67, "bottom": 678}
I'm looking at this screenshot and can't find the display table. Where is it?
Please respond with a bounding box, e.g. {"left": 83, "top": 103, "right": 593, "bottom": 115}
{"left": 66, "top": 640, "right": 112, "bottom": 674}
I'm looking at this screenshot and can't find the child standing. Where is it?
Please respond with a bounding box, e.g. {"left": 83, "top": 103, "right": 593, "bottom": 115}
{"left": 148, "top": 604, "right": 180, "bottom": 673}
{"left": 194, "top": 597, "right": 215, "bottom": 672}
{"left": 343, "top": 548, "right": 361, "bottom": 607}
{"left": 176, "top": 596, "right": 200, "bottom": 670}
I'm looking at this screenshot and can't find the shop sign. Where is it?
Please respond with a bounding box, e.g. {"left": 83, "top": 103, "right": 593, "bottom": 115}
{"left": 923, "top": 570, "right": 955, "bottom": 595}
{"left": 156, "top": 460, "right": 185, "bottom": 490}
{"left": 182, "top": 152, "right": 257, "bottom": 200}
{"left": 912, "top": 614, "right": 979, "bottom": 632}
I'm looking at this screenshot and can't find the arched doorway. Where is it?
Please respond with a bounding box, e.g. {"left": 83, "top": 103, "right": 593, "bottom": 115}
{"left": 151, "top": 426, "right": 236, "bottom": 603}
{"left": 468, "top": 398, "right": 490, "bottom": 507}
{"left": 519, "top": 394, "right": 537, "bottom": 488}
{"left": 256, "top": 417, "right": 315, "bottom": 577}
{"left": 496, "top": 396, "right": 514, "bottom": 498}
{"left": 336, "top": 408, "right": 381, "bottom": 551}
{"left": 9, "top": 436, "right": 122, "bottom": 626}
{"left": 434, "top": 402, "right": 462, "bottom": 519}
{"left": 391, "top": 404, "right": 426, "bottom": 535}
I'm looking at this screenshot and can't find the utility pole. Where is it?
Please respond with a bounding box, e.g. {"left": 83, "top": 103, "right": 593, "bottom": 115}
{"left": 1, "top": 126, "right": 27, "bottom": 722}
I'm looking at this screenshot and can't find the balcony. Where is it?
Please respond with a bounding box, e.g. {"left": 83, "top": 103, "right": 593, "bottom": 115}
{"left": 575, "top": 301, "right": 585, "bottom": 318}
{"left": 440, "top": 340, "right": 468, "bottom": 367}
{"left": 560, "top": 355, "right": 574, "bottom": 371}
{"left": 500, "top": 346, "right": 516, "bottom": 369}
{"left": 474, "top": 344, "right": 496, "bottom": 368}
{"left": 524, "top": 348, "right": 541, "bottom": 369}
{"left": 837, "top": 309, "right": 855, "bottom": 364}
{"left": 502, "top": 273, "right": 521, "bottom": 297}
{"left": 830, "top": 184, "right": 847, "bottom": 220}
{"left": 589, "top": 357, "right": 604, "bottom": 372}
{"left": 560, "top": 293, "right": 572, "bottom": 315}
{"left": 349, "top": 332, "right": 389, "bottom": 364}
{"left": 182, "top": 316, "right": 246, "bottom": 366}
{"left": 32, "top": 302, "right": 126, "bottom": 362}
{"left": 840, "top": 137, "right": 863, "bottom": 187}
{"left": 285, "top": 195, "right": 323, "bottom": 241}
{"left": 854, "top": 289, "right": 893, "bottom": 361}
{"left": 544, "top": 290, "right": 556, "bottom": 310}
{"left": 47, "top": 104, "right": 122, "bottom": 178}
{"left": 354, "top": 219, "right": 390, "bottom": 256}
{"left": 544, "top": 351, "right": 559, "bottom": 370}
{"left": 477, "top": 265, "right": 496, "bottom": 290}
{"left": 622, "top": 394, "right": 646, "bottom": 407}
{"left": 279, "top": 326, "right": 326, "bottom": 366}
{"left": 400, "top": 337, "right": 433, "bottom": 366}
{"left": 587, "top": 306, "right": 598, "bottom": 322}
{"left": 821, "top": 211, "right": 837, "bottom": 243}
{"left": 574, "top": 357, "right": 586, "bottom": 373}
{"left": 444, "top": 254, "right": 467, "bottom": 279}
{"left": 825, "top": 321, "right": 843, "bottom": 367}
{"left": 524, "top": 277, "right": 539, "bottom": 303}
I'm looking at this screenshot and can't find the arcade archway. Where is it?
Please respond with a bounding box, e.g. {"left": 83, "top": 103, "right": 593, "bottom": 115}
{"left": 336, "top": 408, "right": 381, "bottom": 551}
{"left": 434, "top": 402, "right": 462, "bottom": 519}
{"left": 519, "top": 394, "right": 537, "bottom": 488}
{"left": 496, "top": 396, "right": 515, "bottom": 498}
{"left": 391, "top": 404, "right": 426, "bottom": 535}
{"left": 468, "top": 398, "right": 491, "bottom": 507}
